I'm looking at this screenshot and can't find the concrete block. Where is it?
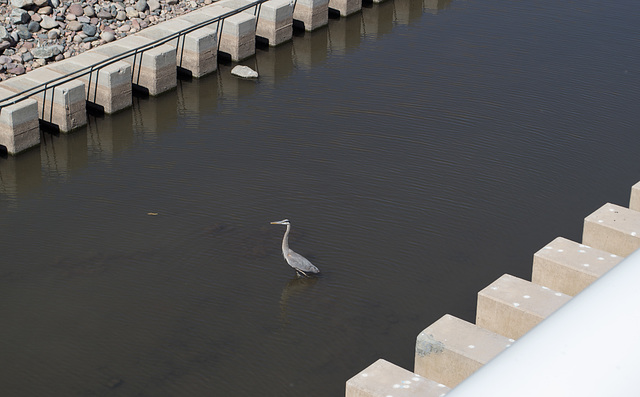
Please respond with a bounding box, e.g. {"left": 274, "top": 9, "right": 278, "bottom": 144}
{"left": 414, "top": 314, "right": 513, "bottom": 388}
{"left": 94, "top": 38, "right": 176, "bottom": 96}
{"left": 329, "top": 0, "right": 361, "bottom": 17}
{"left": 254, "top": 0, "right": 294, "bottom": 46}
{"left": 630, "top": 181, "right": 640, "bottom": 212}
{"left": 201, "top": 6, "right": 256, "bottom": 61}
{"left": 346, "top": 359, "right": 449, "bottom": 397}
{"left": 293, "top": 0, "right": 329, "bottom": 31}
{"left": 216, "top": 0, "right": 293, "bottom": 45}
{"left": 583, "top": 202, "right": 640, "bottom": 257}
{"left": 532, "top": 237, "right": 622, "bottom": 296}
{"left": 476, "top": 274, "right": 571, "bottom": 339}
{"left": 0, "top": 87, "right": 40, "bottom": 155}
{"left": 49, "top": 56, "right": 132, "bottom": 114}
{"left": 137, "top": 20, "right": 218, "bottom": 77}
{"left": 0, "top": 71, "right": 86, "bottom": 133}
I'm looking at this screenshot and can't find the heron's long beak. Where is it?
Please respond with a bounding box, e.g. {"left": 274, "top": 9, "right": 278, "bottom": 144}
{"left": 270, "top": 219, "right": 288, "bottom": 224}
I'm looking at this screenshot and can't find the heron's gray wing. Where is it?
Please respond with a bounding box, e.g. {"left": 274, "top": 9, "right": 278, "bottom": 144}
{"left": 286, "top": 250, "right": 320, "bottom": 273}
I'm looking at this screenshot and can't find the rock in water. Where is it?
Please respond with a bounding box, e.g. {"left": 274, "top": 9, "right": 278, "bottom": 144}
{"left": 231, "top": 65, "right": 258, "bottom": 79}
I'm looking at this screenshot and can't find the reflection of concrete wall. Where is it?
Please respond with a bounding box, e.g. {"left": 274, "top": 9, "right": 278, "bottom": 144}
{"left": 423, "top": 0, "right": 452, "bottom": 14}
{"left": 291, "top": 29, "right": 329, "bottom": 70}
{"left": 394, "top": 0, "right": 424, "bottom": 25}
{"left": 176, "top": 77, "right": 220, "bottom": 117}
{"left": 327, "top": 13, "right": 362, "bottom": 55}
{"left": 254, "top": 44, "right": 295, "bottom": 87}
{"left": 40, "top": 130, "right": 89, "bottom": 179}
{"left": 361, "top": 2, "right": 394, "bottom": 38}
{"left": 86, "top": 111, "right": 135, "bottom": 161}
{"left": 131, "top": 91, "right": 180, "bottom": 139}
{"left": 0, "top": 149, "right": 42, "bottom": 199}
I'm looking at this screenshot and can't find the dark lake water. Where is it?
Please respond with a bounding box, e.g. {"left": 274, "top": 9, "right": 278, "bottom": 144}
{"left": 1, "top": 0, "right": 639, "bottom": 395}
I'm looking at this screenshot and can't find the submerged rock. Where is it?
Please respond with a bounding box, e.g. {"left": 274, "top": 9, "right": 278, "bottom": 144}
{"left": 231, "top": 65, "right": 258, "bottom": 79}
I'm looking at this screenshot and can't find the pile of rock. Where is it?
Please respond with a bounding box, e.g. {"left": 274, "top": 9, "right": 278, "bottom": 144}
{"left": 0, "top": 0, "right": 216, "bottom": 80}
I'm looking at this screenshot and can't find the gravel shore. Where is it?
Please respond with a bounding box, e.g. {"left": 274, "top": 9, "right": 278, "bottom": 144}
{"left": 0, "top": 0, "right": 216, "bottom": 81}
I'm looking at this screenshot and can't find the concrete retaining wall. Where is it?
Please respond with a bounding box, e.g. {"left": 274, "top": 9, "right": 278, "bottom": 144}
{"left": 346, "top": 180, "right": 640, "bottom": 396}
{"left": 0, "top": 0, "right": 354, "bottom": 155}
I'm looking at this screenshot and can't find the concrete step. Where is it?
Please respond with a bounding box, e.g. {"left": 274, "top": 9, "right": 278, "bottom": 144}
{"left": 0, "top": 69, "right": 86, "bottom": 133}
{"left": 0, "top": 88, "right": 39, "bottom": 155}
{"left": 583, "top": 202, "right": 640, "bottom": 257}
{"left": 476, "top": 274, "right": 571, "bottom": 339}
{"left": 532, "top": 236, "right": 622, "bottom": 296}
{"left": 137, "top": 19, "right": 218, "bottom": 78}
{"left": 48, "top": 56, "right": 132, "bottom": 115}
{"left": 414, "top": 314, "right": 513, "bottom": 388}
{"left": 346, "top": 358, "right": 449, "bottom": 397}
{"left": 630, "top": 181, "right": 640, "bottom": 212}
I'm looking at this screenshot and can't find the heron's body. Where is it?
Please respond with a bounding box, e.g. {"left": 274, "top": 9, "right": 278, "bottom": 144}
{"left": 270, "top": 219, "right": 320, "bottom": 277}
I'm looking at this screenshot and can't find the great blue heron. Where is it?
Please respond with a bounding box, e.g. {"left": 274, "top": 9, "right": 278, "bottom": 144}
{"left": 270, "top": 219, "right": 320, "bottom": 277}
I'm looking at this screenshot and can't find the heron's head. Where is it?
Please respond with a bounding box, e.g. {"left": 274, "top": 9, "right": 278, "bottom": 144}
{"left": 270, "top": 219, "right": 290, "bottom": 225}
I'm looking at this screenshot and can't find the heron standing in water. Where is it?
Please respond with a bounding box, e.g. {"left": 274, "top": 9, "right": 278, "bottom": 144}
{"left": 270, "top": 219, "right": 320, "bottom": 277}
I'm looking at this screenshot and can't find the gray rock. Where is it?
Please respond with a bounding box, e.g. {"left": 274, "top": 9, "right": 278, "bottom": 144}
{"left": 125, "top": 7, "right": 138, "bottom": 18}
{"left": 134, "top": 0, "right": 146, "bottom": 11}
{"left": 77, "top": 16, "right": 90, "bottom": 23}
{"left": 31, "top": 45, "right": 59, "bottom": 58}
{"left": 82, "top": 23, "right": 97, "bottom": 36}
{"left": 10, "top": 9, "right": 30, "bottom": 24}
{"left": 30, "top": 13, "right": 42, "bottom": 22}
{"left": 40, "top": 15, "right": 58, "bottom": 29}
{"left": 96, "top": 10, "right": 112, "bottom": 19}
{"left": 7, "top": 65, "right": 26, "bottom": 75}
{"left": 68, "top": 3, "right": 84, "bottom": 16}
{"left": 49, "top": 0, "right": 58, "bottom": 6}
{"left": 22, "top": 51, "right": 33, "bottom": 62}
{"left": 10, "top": 0, "right": 34, "bottom": 9}
{"left": 33, "top": 0, "right": 48, "bottom": 6}
{"left": 231, "top": 65, "right": 259, "bottom": 79}
{"left": 83, "top": 6, "right": 95, "bottom": 17}
{"left": 115, "top": 10, "right": 126, "bottom": 20}
{"left": 100, "top": 31, "right": 115, "bottom": 42}
{"left": 28, "top": 21, "right": 41, "bottom": 32}
{"left": 147, "top": 0, "right": 160, "bottom": 11}
{"left": 0, "top": 41, "right": 11, "bottom": 53}
{"left": 0, "top": 26, "right": 10, "bottom": 41}
{"left": 0, "top": 55, "right": 10, "bottom": 64}
{"left": 66, "top": 20, "right": 83, "bottom": 31}
{"left": 82, "top": 36, "right": 98, "bottom": 42}
{"left": 16, "top": 25, "right": 31, "bottom": 40}
{"left": 10, "top": 32, "right": 20, "bottom": 42}
{"left": 37, "top": 6, "right": 52, "bottom": 14}
{"left": 47, "top": 28, "right": 60, "bottom": 39}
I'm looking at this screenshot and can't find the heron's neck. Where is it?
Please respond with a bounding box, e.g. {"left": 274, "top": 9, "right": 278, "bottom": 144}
{"left": 282, "top": 224, "right": 291, "bottom": 254}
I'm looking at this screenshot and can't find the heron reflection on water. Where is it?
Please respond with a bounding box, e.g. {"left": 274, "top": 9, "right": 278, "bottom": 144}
{"left": 270, "top": 219, "right": 320, "bottom": 277}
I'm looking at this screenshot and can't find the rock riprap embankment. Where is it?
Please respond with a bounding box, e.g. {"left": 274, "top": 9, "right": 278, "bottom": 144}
{"left": 0, "top": 0, "right": 216, "bottom": 80}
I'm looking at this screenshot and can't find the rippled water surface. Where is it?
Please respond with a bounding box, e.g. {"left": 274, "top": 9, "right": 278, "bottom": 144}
{"left": 1, "top": 0, "right": 639, "bottom": 395}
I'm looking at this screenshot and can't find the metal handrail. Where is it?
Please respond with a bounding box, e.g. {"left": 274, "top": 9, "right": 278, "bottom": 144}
{"left": 0, "top": 0, "right": 268, "bottom": 112}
